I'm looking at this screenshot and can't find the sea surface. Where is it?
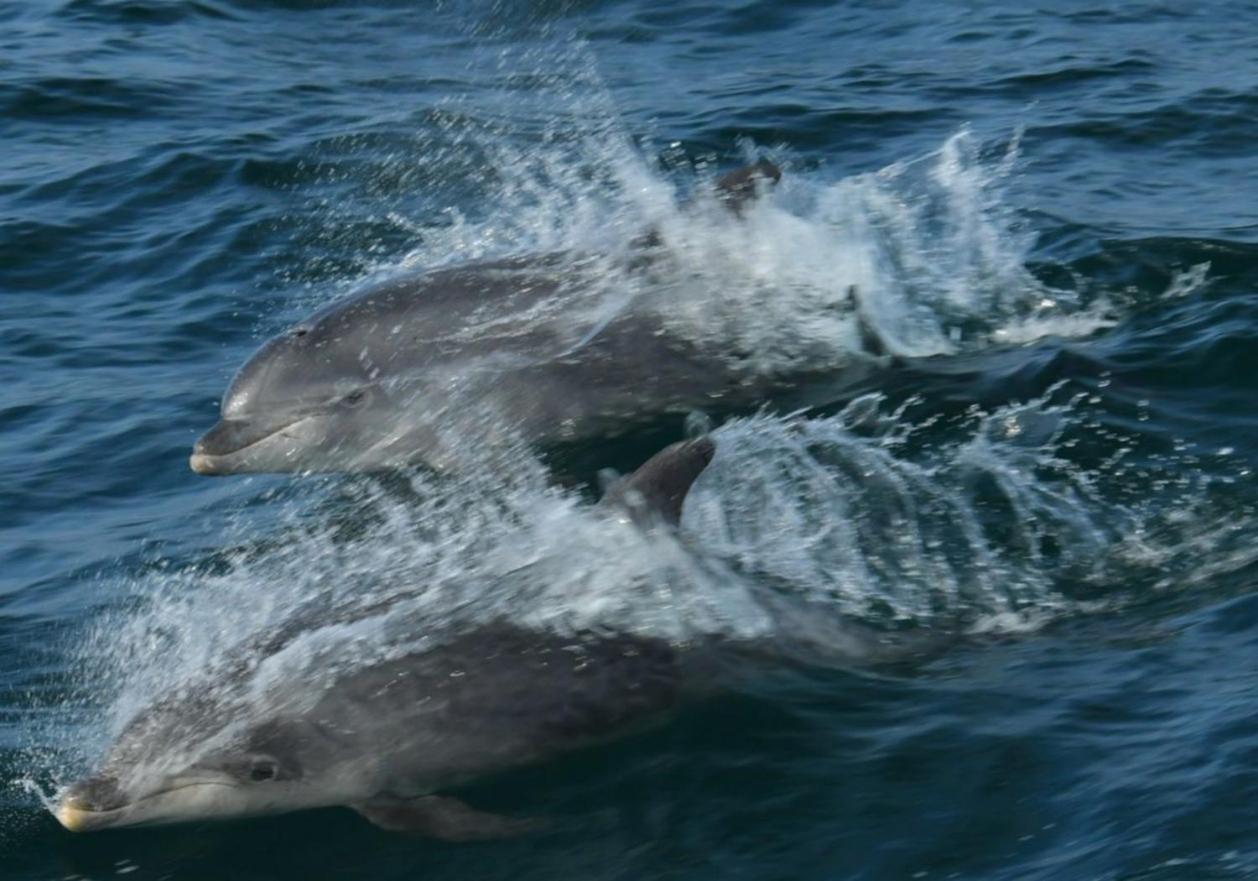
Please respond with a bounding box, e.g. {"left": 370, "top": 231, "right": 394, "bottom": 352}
{"left": 4, "top": 1, "right": 1258, "bottom": 879}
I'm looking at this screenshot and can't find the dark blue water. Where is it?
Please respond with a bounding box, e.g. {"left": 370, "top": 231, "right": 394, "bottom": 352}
{"left": 5, "top": 1, "right": 1258, "bottom": 878}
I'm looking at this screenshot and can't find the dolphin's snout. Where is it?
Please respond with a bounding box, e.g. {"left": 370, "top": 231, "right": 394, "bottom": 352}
{"left": 55, "top": 776, "right": 126, "bottom": 832}
{"left": 189, "top": 451, "right": 220, "bottom": 475}
{"left": 193, "top": 418, "right": 265, "bottom": 458}
{"left": 191, "top": 414, "right": 308, "bottom": 474}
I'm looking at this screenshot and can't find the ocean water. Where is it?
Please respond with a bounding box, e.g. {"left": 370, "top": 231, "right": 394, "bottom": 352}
{"left": 4, "top": 1, "right": 1258, "bottom": 878}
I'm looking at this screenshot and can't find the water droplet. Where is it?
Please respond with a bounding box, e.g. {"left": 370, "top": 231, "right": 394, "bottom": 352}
{"left": 685, "top": 410, "right": 713, "bottom": 438}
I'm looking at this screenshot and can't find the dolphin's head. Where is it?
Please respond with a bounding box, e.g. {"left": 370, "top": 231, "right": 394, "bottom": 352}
{"left": 190, "top": 314, "right": 433, "bottom": 475}
{"left": 54, "top": 746, "right": 304, "bottom": 832}
{"left": 54, "top": 700, "right": 354, "bottom": 832}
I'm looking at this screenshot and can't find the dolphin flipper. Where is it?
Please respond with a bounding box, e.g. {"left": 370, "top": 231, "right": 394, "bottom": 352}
{"left": 600, "top": 436, "right": 716, "bottom": 527}
{"left": 354, "top": 795, "right": 543, "bottom": 840}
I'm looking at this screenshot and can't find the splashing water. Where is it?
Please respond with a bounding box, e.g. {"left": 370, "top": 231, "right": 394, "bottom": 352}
{"left": 287, "top": 40, "right": 1115, "bottom": 385}
{"left": 687, "top": 389, "right": 1238, "bottom": 629}
{"left": 386, "top": 123, "right": 1113, "bottom": 378}
{"left": 29, "top": 46, "right": 1234, "bottom": 795}
{"left": 33, "top": 369, "right": 1252, "bottom": 791}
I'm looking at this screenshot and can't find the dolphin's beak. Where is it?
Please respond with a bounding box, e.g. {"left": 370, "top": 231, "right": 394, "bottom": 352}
{"left": 55, "top": 801, "right": 92, "bottom": 832}
{"left": 190, "top": 414, "right": 308, "bottom": 475}
{"left": 189, "top": 452, "right": 220, "bottom": 475}
{"left": 54, "top": 777, "right": 126, "bottom": 833}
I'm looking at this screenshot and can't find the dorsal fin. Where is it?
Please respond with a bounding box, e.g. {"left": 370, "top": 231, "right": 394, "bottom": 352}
{"left": 600, "top": 437, "right": 716, "bottom": 527}
{"left": 714, "top": 159, "right": 781, "bottom": 213}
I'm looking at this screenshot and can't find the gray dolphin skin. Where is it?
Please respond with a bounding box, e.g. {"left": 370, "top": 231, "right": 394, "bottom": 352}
{"left": 55, "top": 439, "right": 715, "bottom": 837}
{"left": 188, "top": 163, "right": 812, "bottom": 476}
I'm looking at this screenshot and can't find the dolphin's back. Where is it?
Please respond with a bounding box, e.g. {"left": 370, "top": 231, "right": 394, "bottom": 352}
{"left": 323, "top": 625, "right": 681, "bottom": 794}
{"left": 222, "top": 256, "right": 574, "bottom": 412}
{"left": 307, "top": 256, "right": 756, "bottom": 445}
{"left": 440, "top": 626, "right": 678, "bottom": 739}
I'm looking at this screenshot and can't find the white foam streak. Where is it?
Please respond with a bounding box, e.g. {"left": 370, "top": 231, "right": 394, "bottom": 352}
{"left": 46, "top": 59, "right": 1237, "bottom": 781}
{"left": 357, "top": 100, "right": 1098, "bottom": 380}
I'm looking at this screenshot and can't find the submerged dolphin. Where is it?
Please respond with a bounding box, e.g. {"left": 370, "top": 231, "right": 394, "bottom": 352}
{"left": 188, "top": 161, "right": 868, "bottom": 476}
{"left": 55, "top": 438, "right": 715, "bottom": 837}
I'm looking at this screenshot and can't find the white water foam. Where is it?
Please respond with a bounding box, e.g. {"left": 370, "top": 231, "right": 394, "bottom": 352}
{"left": 286, "top": 38, "right": 1111, "bottom": 387}
{"left": 33, "top": 46, "right": 1243, "bottom": 789}
{"left": 384, "top": 123, "right": 1103, "bottom": 377}
{"left": 34, "top": 375, "right": 1246, "bottom": 789}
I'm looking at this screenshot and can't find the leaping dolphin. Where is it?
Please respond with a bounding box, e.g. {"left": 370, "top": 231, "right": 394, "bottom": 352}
{"left": 188, "top": 162, "right": 878, "bottom": 476}
{"left": 55, "top": 438, "right": 716, "bottom": 837}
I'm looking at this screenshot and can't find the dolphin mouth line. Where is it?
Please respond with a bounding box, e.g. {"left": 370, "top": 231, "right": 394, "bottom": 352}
{"left": 190, "top": 414, "right": 315, "bottom": 474}
{"left": 56, "top": 779, "right": 239, "bottom": 830}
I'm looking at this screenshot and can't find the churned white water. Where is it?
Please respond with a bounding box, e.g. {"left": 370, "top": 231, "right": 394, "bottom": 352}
{"left": 36, "top": 58, "right": 1228, "bottom": 786}
{"left": 53, "top": 380, "right": 1243, "bottom": 785}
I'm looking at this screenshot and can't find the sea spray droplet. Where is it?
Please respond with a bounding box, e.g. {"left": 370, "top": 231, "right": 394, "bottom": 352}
{"left": 685, "top": 410, "right": 713, "bottom": 438}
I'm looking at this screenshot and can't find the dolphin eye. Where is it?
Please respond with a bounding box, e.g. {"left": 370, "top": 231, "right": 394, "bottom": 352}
{"left": 249, "top": 760, "right": 278, "bottom": 782}
{"left": 342, "top": 389, "right": 368, "bottom": 408}
{"left": 291, "top": 328, "right": 309, "bottom": 338}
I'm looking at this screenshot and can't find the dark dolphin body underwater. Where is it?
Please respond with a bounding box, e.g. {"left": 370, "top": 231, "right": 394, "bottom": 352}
{"left": 54, "top": 439, "right": 717, "bottom": 838}
{"left": 5, "top": 2, "right": 1258, "bottom": 881}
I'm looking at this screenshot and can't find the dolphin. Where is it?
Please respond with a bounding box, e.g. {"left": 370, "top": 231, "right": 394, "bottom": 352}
{"left": 55, "top": 438, "right": 716, "bottom": 837}
{"left": 188, "top": 161, "right": 879, "bottom": 476}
